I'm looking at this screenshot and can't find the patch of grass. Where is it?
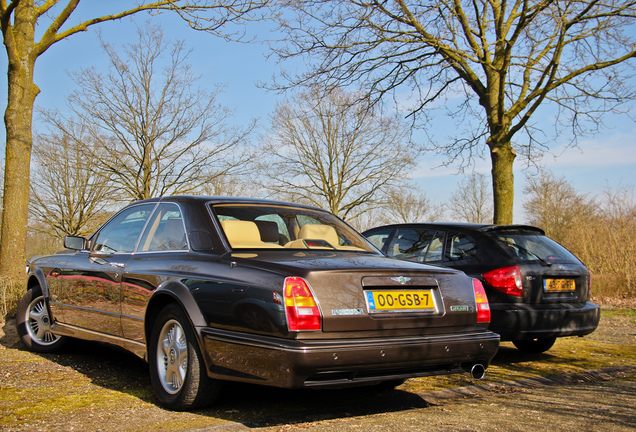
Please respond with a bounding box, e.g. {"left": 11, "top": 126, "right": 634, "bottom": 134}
{"left": 602, "top": 307, "right": 636, "bottom": 320}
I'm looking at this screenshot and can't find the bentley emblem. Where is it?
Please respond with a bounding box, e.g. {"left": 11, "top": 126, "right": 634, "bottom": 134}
{"left": 391, "top": 276, "right": 411, "bottom": 284}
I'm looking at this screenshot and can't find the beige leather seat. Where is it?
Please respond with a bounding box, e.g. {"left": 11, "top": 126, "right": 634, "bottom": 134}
{"left": 221, "top": 220, "right": 283, "bottom": 248}
{"left": 285, "top": 224, "right": 340, "bottom": 249}
{"left": 299, "top": 224, "right": 339, "bottom": 246}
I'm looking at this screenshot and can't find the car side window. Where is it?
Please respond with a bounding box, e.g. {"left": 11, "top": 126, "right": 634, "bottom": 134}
{"left": 93, "top": 204, "right": 156, "bottom": 253}
{"left": 138, "top": 203, "right": 188, "bottom": 252}
{"left": 387, "top": 229, "right": 445, "bottom": 263}
{"left": 444, "top": 231, "right": 481, "bottom": 264}
{"left": 365, "top": 228, "right": 394, "bottom": 252}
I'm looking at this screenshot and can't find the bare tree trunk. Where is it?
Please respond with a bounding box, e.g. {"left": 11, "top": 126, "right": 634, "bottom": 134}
{"left": 490, "top": 143, "right": 516, "bottom": 225}
{"left": 0, "top": 5, "right": 38, "bottom": 278}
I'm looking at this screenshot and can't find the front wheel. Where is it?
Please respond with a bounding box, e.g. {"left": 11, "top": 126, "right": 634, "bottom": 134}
{"left": 149, "top": 303, "right": 220, "bottom": 410}
{"left": 512, "top": 337, "right": 557, "bottom": 354}
{"left": 16, "top": 286, "right": 67, "bottom": 353}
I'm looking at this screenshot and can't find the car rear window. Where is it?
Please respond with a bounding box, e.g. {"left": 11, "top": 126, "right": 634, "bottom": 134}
{"left": 211, "top": 203, "right": 377, "bottom": 253}
{"left": 492, "top": 231, "right": 581, "bottom": 264}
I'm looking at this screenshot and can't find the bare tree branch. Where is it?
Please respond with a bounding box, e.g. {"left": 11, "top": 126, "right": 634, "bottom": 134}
{"left": 269, "top": 0, "right": 636, "bottom": 224}
{"left": 259, "top": 86, "right": 421, "bottom": 221}
{"left": 44, "top": 24, "right": 255, "bottom": 201}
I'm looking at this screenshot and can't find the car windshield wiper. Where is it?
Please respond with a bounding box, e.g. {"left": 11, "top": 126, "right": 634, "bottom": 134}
{"left": 498, "top": 240, "right": 552, "bottom": 266}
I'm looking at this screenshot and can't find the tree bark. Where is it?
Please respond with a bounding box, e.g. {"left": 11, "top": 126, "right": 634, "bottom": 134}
{"left": 490, "top": 143, "right": 516, "bottom": 225}
{"left": 1, "top": 3, "right": 39, "bottom": 279}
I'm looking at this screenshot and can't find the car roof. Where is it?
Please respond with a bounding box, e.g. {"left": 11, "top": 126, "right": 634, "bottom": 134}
{"left": 133, "top": 195, "right": 327, "bottom": 212}
{"left": 365, "top": 222, "right": 545, "bottom": 236}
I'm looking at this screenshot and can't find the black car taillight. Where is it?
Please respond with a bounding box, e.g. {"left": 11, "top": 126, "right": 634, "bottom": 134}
{"left": 472, "top": 278, "right": 491, "bottom": 324}
{"left": 284, "top": 277, "right": 322, "bottom": 331}
{"left": 483, "top": 265, "right": 523, "bottom": 297}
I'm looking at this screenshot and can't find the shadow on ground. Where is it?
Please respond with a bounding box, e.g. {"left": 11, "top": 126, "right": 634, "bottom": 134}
{"left": 2, "top": 318, "right": 433, "bottom": 428}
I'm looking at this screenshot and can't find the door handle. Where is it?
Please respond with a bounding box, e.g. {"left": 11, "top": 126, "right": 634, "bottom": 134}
{"left": 109, "top": 262, "right": 125, "bottom": 269}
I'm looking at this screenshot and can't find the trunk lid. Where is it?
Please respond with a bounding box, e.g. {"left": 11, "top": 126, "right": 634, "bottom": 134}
{"left": 235, "top": 251, "right": 483, "bottom": 334}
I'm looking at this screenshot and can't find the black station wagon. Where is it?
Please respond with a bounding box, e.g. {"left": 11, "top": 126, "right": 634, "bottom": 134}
{"left": 17, "top": 197, "right": 499, "bottom": 410}
{"left": 363, "top": 223, "right": 600, "bottom": 354}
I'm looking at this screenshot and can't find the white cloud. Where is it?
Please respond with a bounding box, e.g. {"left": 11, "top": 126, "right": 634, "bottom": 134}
{"left": 538, "top": 128, "right": 636, "bottom": 169}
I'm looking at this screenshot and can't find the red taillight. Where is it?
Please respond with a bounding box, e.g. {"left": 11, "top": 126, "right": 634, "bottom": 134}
{"left": 284, "top": 277, "right": 322, "bottom": 331}
{"left": 472, "top": 278, "right": 491, "bottom": 324}
{"left": 483, "top": 265, "right": 523, "bottom": 297}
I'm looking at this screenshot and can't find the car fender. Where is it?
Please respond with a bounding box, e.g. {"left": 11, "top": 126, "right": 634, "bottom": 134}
{"left": 232, "top": 297, "right": 287, "bottom": 329}
{"left": 26, "top": 267, "right": 61, "bottom": 325}
{"left": 145, "top": 280, "right": 207, "bottom": 338}
{"left": 27, "top": 267, "right": 49, "bottom": 298}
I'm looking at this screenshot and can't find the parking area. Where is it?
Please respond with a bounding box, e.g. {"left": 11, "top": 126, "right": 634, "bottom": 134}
{"left": 249, "top": 374, "right": 636, "bottom": 432}
{"left": 1, "top": 307, "right": 635, "bottom": 432}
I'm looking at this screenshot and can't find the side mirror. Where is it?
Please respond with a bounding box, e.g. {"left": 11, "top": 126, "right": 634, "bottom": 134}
{"left": 64, "top": 235, "right": 87, "bottom": 250}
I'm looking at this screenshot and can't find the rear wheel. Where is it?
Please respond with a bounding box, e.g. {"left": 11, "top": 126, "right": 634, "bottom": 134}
{"left": 16, "top": 286, "right": 67, "bottom": 353}
{"left": 512, "top": 337, "right": 557, "bottom": 354}
{"left": 149, "top": 303, "right": 220, "bottom": 410}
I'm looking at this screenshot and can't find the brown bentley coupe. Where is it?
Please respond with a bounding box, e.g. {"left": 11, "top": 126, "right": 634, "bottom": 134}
{"left": 17, "top": 196, "right": 499, "bottom": 410}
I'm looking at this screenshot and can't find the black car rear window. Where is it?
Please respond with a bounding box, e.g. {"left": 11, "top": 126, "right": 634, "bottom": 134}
{"left": 492, "top": 231, "right": 580, "bottom": 264}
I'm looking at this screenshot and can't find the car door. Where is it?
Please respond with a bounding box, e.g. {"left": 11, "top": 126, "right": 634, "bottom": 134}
{"left": 51, "top": 203, "right": 156, "bottom": 337}
{"left": 442, "top": 230, "right": 484, "bottom": 274}
{"left": 120, "top": 203, "right": 189, "bottom": 342}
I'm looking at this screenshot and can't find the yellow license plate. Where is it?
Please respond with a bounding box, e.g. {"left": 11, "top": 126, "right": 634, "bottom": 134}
{"left": 544, "top": 278, "right": 575, "bottom": 292}
{"left": 365, "top": 290, "right": 435, "bottom": 311}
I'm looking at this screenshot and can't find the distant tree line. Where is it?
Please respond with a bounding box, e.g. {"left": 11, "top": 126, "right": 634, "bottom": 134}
{"left": 524, "top": 170, "right": 636, "bottom": 299}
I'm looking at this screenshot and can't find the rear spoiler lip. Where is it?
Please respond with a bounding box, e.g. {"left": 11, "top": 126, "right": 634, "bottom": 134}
{"left": 477, "top": 224, "right": 545, "bottom": 235}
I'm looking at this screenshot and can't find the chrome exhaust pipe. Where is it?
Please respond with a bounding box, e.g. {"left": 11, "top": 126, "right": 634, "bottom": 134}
{"left": 470, "top": 363, "right": 485, "bottom": 380}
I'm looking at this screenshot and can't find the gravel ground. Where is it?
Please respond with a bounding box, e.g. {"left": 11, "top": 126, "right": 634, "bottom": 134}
{"left": 247, "top": 378, "right": 636, "bottom": 432}
{"left": 1, "top": 300, "right": 635, "bottom": 432}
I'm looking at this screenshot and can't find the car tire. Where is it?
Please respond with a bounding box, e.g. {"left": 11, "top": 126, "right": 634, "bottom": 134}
{"left": 16, "top": 286, "right": 67, "bottom": 353}
{"left": 512, "top": 337, "right": 557, "bottom": 354}
{"left": 149, "top": 303, "right": 220, "bottom": 410}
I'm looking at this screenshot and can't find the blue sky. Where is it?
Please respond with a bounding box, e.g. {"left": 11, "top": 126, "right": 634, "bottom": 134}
{"left": 1, "top": 4, "right": 634, "bottom": 223}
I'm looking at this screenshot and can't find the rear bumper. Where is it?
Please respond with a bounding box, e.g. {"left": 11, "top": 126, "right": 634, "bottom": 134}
{"left": 199, "top": 327, "right": 500, "bottom": 388}
{"left": 490, "top": 301, "right": 600, "bottom": 341}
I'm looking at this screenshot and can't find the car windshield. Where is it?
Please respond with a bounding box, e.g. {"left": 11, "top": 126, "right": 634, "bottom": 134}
{"left": 493, "top": 231, "right": 581, "bottom": 265}
{"left": 211, "top": 203, "right": 377, "bottom": 253}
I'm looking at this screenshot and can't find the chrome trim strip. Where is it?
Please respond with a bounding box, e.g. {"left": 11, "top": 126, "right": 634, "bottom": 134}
{"left": 51, "top": 322, "right": 147, "bottom": 359}
{"left": 49, "top": 302, "right": 120, "bottom": 318}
